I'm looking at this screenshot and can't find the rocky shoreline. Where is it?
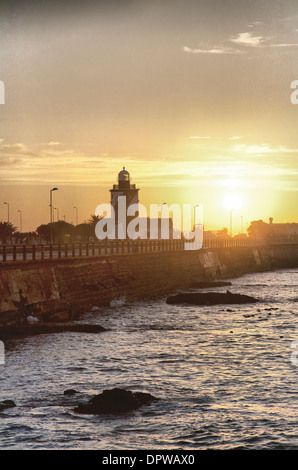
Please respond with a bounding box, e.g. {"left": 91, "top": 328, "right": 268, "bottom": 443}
{"left": 166, "top": 291, "right": 259, "bottom": 305}
{"left": 0, "top": 388, "right": 159, "bottom": 416}
{"left": 0, "top": 322, "right": 106, "bottom": 340}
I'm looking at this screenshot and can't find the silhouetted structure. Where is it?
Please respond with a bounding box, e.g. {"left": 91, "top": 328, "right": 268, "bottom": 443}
{"left": 109, "top": 168, "right": 173, "bottom": 239}
{"left": 248, "top": 218, "right": 298, "bottom": 241}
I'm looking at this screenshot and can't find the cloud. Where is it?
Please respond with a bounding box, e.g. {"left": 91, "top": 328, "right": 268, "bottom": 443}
{"left": 183, "top": 45, "right": 244, "bottom": 55}
{"left": 248, "top": 21, "right": 264, "bottom": 28}
{"left": 189, "top": 136, "right": 244, "bottom": 141}
{"left": 269, "top": 43, "right": 298, "bottom": 48}
{"left": 47, "top": 141, "right": 63, "bottom": 146}
{"left": 184, "top": 28, "right": 298, "bottom": 58}
{"left": 229, "top": 32, "right": 268, "bottom": 47}
{"left": 231, "top": 143, "right": 298, "bottom": 155}
{"left": 188, "top": 136, "right": 211, "bottom": 139}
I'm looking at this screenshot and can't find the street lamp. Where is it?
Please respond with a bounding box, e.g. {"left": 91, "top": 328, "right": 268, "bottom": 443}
{"left": 18, "top": 210, "right": 22, "bottom": 233}
{"left": 73, "top": 206, "right": 78, "bottom": 226}
{"left": 50, "top": 187, "right": 58, "bottom": 244}
{"left": 160, "top": 202, "right": 168, "bottom": 239}
{"left": 4, "top": 202, "right": 9, "bottom": 222}
{"left": 194, "top": 204, "right": 203, "bottom": 226}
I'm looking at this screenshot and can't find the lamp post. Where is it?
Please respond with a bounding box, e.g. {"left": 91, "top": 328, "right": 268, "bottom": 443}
{"left": 18, "top": 210, "right": 22, "bottom": 233}
{"left": 160, "top": 202, "right": 168, "bottom": 239}
{"left": 160, "top": 202, "right": 167, "bottom": 221}
{"left": 194, "top": 204, "right": 202, "bottom": 227}
{"left": 194, "top": 204, "right": 203, "bottom": 233}
{"left": 4, "top": 202, "right": 9, "bottom": 222}
{"left": 73, "top": 206, "right": 78, "bottom": 226}
{"left": 50, "top": 188, "right": 58, "bottom": 244}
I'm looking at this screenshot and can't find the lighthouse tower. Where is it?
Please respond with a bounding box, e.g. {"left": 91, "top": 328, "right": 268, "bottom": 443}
{"left": 110, "top": 168, "right": 139, "bottom": 238}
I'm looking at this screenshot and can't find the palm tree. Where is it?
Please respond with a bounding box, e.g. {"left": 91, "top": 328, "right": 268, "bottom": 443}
{"left": 0, "top": 221, "right": 17, "bottom": 244}
{"left": 87, "top": 214, "right": 103, "bottom": 242}
{"left": 88, "top": 214, "right": 103, "bottom": 225}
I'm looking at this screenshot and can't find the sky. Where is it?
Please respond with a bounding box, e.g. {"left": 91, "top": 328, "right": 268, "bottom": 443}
{"left": 0, "top": 0, "right": 298, "bottom": 232}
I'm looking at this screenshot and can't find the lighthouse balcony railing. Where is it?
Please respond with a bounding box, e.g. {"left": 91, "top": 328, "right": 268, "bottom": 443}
{"left": 112, "top": 184, "right": 136, "bottom": 190}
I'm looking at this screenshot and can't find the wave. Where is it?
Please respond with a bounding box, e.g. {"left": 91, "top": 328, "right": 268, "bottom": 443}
{"left": 110, "top": 298, "right": 126, "bottom": 307}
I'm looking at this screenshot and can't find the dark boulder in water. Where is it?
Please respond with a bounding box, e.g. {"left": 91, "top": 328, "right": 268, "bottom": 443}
{"left": 74, "top": 388, "right": 158, "bottom": 415}
{"left": 0, "top": 323, "right": 106, "bottom": 340}
{"left": 166, "top": 291, "right": 259, "bottom": 305}
{"left": 64, "top": 389, "right": 80, "bottom": 396}
{"left": 0, "top": 400, "right": 16, "bottom": 411}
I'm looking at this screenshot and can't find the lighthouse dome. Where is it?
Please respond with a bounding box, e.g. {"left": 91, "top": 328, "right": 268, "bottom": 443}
{"left": 118, "top": 167, "right": 130, "bottom": 182}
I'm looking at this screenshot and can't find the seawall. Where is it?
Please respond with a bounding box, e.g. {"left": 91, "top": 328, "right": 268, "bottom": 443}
{"left": 1, "top": 244, "right": 298, "bottom": 327}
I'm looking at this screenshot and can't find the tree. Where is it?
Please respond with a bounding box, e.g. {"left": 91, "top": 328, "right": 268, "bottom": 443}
{"left": 75, "top": 223, "right": 93, "bottom": 242}
{"left": 0, "top": 221, "right": 17, "bottom": 244}
{"left": 14, "top": 231, "right": 38, "bottom": 244}
{"left": 36, "top": 224, "right": 51, "bottom": 243}
{"left": 247, "top": 220, "right": 271, "bottom": 238}
{"left": 52, "top": 220, "right": 75, "bottom": 243}
{"left": 36, "top": 221, "right": 75, "bottom": 244}
{"left": 85, "top": 214, "right": 103, "bottom": 241}
{"left": 88, "top": 214, "right": 102, "bottom": 225}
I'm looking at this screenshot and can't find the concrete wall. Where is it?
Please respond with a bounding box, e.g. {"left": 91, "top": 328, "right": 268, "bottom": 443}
{"left": 0, "top": 244, "right": 298, "bottom": 326}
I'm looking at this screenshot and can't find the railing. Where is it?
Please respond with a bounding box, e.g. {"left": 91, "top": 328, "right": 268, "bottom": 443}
{"left": 0, "top": 239, "right": 184, "bottom": 263}
{"left": 0, "top": 237, "right": 296, "bottom": 263}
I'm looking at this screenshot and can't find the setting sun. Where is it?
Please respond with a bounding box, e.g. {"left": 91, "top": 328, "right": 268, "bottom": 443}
{"left": 224, "top": 194, "right": 242, "bottom": 212}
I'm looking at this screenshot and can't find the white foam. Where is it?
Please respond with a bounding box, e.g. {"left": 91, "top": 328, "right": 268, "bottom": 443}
{"left": 27, "top": 315, "right": 39, "bottom": 323}
{"left": 109, "top": 298, "right": 126, "bottom": 307}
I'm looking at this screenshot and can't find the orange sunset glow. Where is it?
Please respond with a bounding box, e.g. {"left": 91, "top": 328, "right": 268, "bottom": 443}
{"left": 2, "top": 1, "right": 298, "bottom": 455}
{"left": 0, "top": 0, "right": 297, "bottom": 233}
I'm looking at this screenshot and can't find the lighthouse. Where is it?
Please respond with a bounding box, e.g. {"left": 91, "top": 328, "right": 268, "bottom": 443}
{"left": 110, "top": 167, "right": 139, "bottom": 238}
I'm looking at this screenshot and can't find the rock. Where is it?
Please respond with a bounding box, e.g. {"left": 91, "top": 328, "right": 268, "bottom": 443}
{"left": 0, "top": 323, "right": 106, "bottom": 340}
{"left": 166, "top": 291, "right": 259, "bottom": 305}
{"left": 64, "top": 389, "right": 80, "bottom": 396}
{"left": 0, "top": 400, "right": 16, "bottom": 411}
{"left": 133, "top": 392, "right": 157, "bottom": 405}
{"left": 74, "top": 388, "right": 158, "bottom": 415}
{"left": 190, "top": 281, "right": 232, "bottom": 289}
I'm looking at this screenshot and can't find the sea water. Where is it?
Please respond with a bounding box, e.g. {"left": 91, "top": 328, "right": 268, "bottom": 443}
{"left": 0, "top": 269, "right": 298, "bottom": 450}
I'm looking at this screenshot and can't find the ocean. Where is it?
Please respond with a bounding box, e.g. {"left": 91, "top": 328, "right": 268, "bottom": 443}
{"left": 1, "top": 268, "right": 298, "bottom": 450}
